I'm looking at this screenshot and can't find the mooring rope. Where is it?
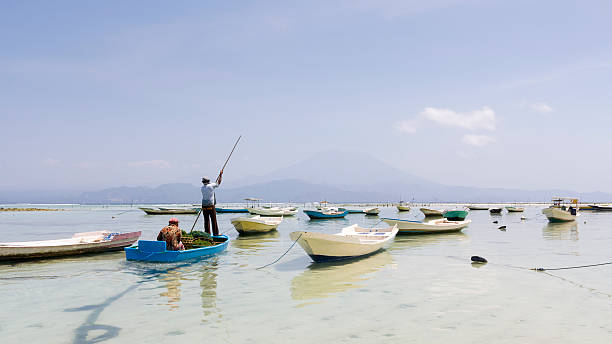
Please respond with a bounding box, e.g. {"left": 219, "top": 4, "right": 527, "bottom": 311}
{"left": 255, "top": 233, "right": 302, "bottom": 270}
{"left": 531, "top": 261, "right": 612, "bottom": 272}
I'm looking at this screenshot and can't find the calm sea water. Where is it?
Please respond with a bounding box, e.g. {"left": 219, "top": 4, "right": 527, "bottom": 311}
{"left": 2, "top": 205, "right": 612, "bottom": 343}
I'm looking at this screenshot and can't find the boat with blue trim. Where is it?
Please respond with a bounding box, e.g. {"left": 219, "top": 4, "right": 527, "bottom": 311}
{"left": 124, "top": 235, "right": 229, "bottom": 262}
{"left": 290, "top": 224, "right": 398, "bottom": 263}
{"left": 303, "top": 208, "right": 348, "bottom": 219}
{"left": 216, "top": 207, "right": 249, "bottom": 213}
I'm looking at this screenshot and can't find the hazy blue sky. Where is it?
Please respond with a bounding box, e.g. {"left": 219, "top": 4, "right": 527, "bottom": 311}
{"left": 2, "top": 1, "right": 612, "bottom": 192}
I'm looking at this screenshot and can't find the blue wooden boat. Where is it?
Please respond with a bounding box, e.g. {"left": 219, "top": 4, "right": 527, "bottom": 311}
{"left": 340, "top": 208, "right": 364, "bottom": 214}
{"left": 124, "top": 235, "right": 229, "bottom": 262}
{"left": 303, "top": 209, "right": 348, "bottom": 219}
{"left": 215, "top": 207, "right": 249, "bottom": 213}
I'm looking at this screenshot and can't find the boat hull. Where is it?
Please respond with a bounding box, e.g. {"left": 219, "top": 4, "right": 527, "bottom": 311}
{"left": 489, "top": 208, "right": 503, "bottom": 214}
{"left": 542, "top": 208, "right": 576, "bottom": 222}
{"left": 230, "top": 217, "right": 281, "bottom": 234}
{"left": 247, "top": 208, "right": 297, "bottom": 216}
{"left": 290, "top": 227, "right": 396, "bottom": 262}
{"left": 216, "top": 207, "right": 249, "bottom": 213}
{"left": 0, "top": 231, "right": 141, "bottom": 261}
{"left": 382, "top": 218, "right": 470, "bottom": 234}
{"left": 364, "top": 208, "right": 380, "bottom": 215}
{"left": 303, "top": 210, "right": 348, "bottom": 219}
{"left": 468, "top": 206, "right": 488, "bottom": 210}
{"left": 420, "top": 208, "right": 443, "bottom": 216}
{"left": 140, "top": 207, "right": 199, "bottom": 215}
{"left": 505, "top": 206, "right": 525, "bottom": 212}
{"left": 397, "top": 205, "right": 411, "bottom": 211}
{"left": 443, "top": 210, "right": 468, "bottom": 221}
{"left": 125, "top": 235, "right": 229, "bottom": 262}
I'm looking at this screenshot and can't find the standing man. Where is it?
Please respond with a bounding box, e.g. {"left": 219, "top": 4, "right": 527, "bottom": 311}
{"left": 201, "top": 173, "right": 222, "bottom": 236}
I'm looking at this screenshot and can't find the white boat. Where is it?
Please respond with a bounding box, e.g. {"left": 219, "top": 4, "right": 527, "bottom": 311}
{"left": 230, "top": 215, "right": 283, "bottom": 234}
{"left": 140, "top": 207, "right": 199, "bottom": 215}
{"left": 420, "top": 207, "right": 443, "bottom": 216}
{"left": 0, "top": 231, "right": 141, "bottom": 261}
{"left": 468, "top": 205, "right": 489, "bottom": 210}
{"left": 381, "top": 218, "right": 471, "bottom": 234}
{"left": 247, "top": 207, "right": 297, "bottom": 216}
{"left": 363, "top": 207, "right": 380, "bottom": 215}
{"left": 543, "top": 197, "right": 579, "bottom": 222}
{"left": 505, "top": 206, "right": 525, "bottom": 212}
{"left": 397, "top": 203, "right": 411, "bottom": 211}
{"left": 290, "top": 224, "right": 398, "bottom": 262}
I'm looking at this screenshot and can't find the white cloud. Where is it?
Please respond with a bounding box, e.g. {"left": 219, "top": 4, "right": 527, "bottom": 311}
{"left": 395, "top": 120, "right": 417, "bottom": 133}
{"left": 421, "top": 106, "right": 496, "bottom": 131}
{"left": 127, "top": 160, "right": 171, "bottom": 168}
{"left": 530, "top": 102, "right": 553, "bottom": 113}
{"left": 462, "top": 134, "right": 495, "bottom": 147}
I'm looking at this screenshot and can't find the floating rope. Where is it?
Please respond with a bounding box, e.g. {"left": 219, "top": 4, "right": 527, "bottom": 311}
{"left": 255, "top": 233, "right": 302, "bottom": 270}
{"left": 531, "top": 261, "right": 612, "bottom": 272}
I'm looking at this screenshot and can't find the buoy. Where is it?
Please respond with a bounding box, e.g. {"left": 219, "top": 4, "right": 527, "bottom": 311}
{"left": 471, "top": 256, "right": 487, "bottom": 263}
{"left": 521, "top": 216, "right": 526, "bottom": 220}
{"left": 498, "top": 225, "right": 506, "bottom": 231}
{"left": 492, "top": 220, "right": 499, "bottom": 224}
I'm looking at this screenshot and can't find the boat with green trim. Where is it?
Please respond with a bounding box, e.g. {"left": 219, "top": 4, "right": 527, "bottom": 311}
{"left": 443, "top": 210, "right": 468, "bottom": 221}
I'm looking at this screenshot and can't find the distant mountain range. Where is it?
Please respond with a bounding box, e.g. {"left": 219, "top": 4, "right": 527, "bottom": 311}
{"left": 2, "top": 151, "right": 612, "bottom": 204}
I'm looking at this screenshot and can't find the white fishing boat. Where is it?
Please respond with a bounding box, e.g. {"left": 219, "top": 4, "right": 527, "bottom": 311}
{"left": 397, "top": 202, "right": 411, "bottom": 211}
{"left": 382, "top": 218, "right": 471, "bottom": 234}
{"left": 247, "top": 207, "right": 297, "bottom": 216}
{"left": 139, "top": 207, "right": 199, "bottom": 215}
{"left": 543, "top": 197, "right": 579, "bottom": 222}
{"left": 363, "top": 207, "right": 380, "bottom": 215}
{"left": 467, "top": 205, "right": 489, "bottom": 210}
{"left": 0, "top": 231, "right": 141, "bottom": 261}
{"left": 290, "top": 224, "right": 398, "bottom": 263}
{"left": 230, "top": 215, "right": 283, "bottom": 234}
{"left": 420, "top": 207, "right": 444, "bottom": 216}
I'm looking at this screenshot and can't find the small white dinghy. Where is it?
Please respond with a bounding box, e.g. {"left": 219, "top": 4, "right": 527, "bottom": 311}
{"left": 420, "top": 207, "right": 444, "bottom": 216}
{"left": 363, "top": 207, "right": 380, "bottom": 215}
{"left": 382, "top": 218, "right": 471, "bottom": 234}
{"left": 247, "top": 207, "right": 297, "bottom": 216}
{"left": 0, "top": 231, "right": 141, "bottom": 261}
{"left": 231, "top": 215, "right": 283, "bottom": 234}
{"left": 290, "top": 224, "right": 398, "bottom": 263}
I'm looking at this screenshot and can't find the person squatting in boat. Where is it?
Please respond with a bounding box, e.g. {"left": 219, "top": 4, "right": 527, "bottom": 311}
{"left": 157, "top": 218, "right": 185, "bottom": 251}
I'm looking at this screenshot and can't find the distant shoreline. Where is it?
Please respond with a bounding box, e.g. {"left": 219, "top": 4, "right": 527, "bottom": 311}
{"left": 0, "top": 207, "right": 63, "bottom": 212}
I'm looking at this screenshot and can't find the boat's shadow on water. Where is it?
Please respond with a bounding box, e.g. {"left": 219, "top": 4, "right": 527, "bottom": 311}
{"left": 288, "top": 251, "right": 393, "bottom": 304}
{"left": 388, "top": 232, "right": 469, "bottom": 251}
{"left": 232, "top": 231, "right": 280, "bottom": 254}
{"left": 542, "top": 221, "right": 579, "bottom": 241}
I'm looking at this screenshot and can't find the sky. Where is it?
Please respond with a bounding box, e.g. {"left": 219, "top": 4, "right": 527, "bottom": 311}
{"left": 2, "top": 0, "right": 612, "bottom": 193}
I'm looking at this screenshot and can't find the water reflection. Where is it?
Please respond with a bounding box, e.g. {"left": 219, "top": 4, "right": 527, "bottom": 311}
{"left": 160, "top": 269, "right": 182, "bottom": 310}
{"left": 233, "top": 231, "right": 280, "bottom": 253}
{"left": 542, "top": 222, "right": 579, "bottom": 241}
{"left": 200, "top": 258, "right": 219, "bottom": 321}
{"left": 389, "top": 232, "right": 469, "bottom": 251}
{"left": 291, "top": 251, "right": 392, "bottom": 303}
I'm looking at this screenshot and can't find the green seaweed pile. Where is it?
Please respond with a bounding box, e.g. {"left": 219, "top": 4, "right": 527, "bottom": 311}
{"left": 182, "top": 230, "right": 214, "bottom": 248}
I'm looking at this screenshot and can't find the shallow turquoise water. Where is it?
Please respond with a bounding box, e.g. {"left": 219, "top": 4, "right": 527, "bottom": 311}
{"left": 2, "top": 205, "right": 612, "bottom": 343}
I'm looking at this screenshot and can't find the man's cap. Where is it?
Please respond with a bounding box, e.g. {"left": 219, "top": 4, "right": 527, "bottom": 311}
{"left": 169, "top": 217, "right": 179, "bottom": 224}
{"left": 202, "top": 176, "right": 210, "bottom": 182}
